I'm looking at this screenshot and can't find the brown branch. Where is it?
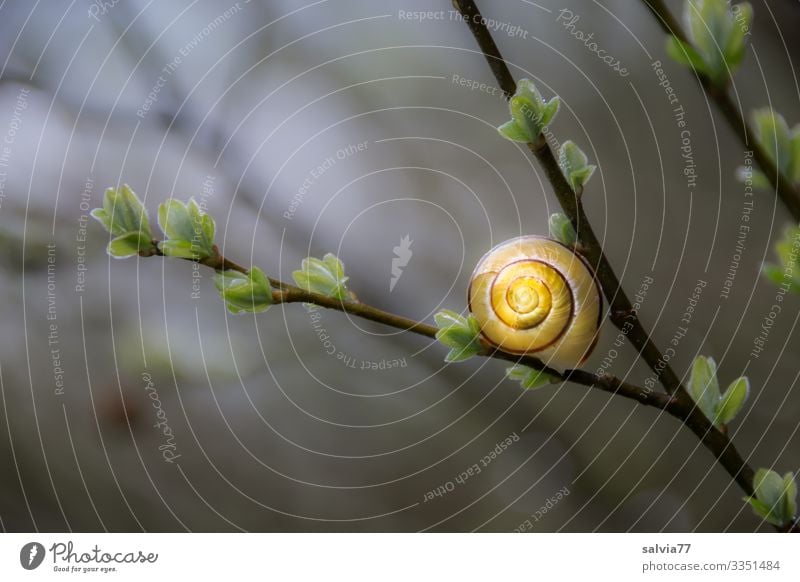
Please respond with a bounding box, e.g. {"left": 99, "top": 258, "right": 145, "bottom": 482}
{"left": 148, "top": 242, "right": 291, "bottom": 290}
{"left": 642, "top": 0, "right": 800, "bottom": 221}
{"left": 278, "top": 289, "right": 676, "bottom": 410}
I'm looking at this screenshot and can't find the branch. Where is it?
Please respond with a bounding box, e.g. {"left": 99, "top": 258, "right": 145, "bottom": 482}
{"left": 642, "top": 0, "right": 800, "bottom": 221}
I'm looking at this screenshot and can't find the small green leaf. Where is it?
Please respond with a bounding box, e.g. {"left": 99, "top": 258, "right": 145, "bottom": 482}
{"left": 497, "top": 120, "right": 530, "bottom": 143}
{"left": 748, "top": 468, "right": 797, "bottom": 527}
{"left": 686, "top": 355, "right": 752, "bottom": 427}
{"left": 506, "top": 365, "right": 556, "bottom": 390}
{"left": 775, "top": 227, "right": 800, "bottom": 266}
{"left": 755, "top": 469, "right": 786, "bottom": 507}
{"left": 751, "top": 109, "right": 800, "bottom": 185}
{"left": 107, "top": 232, "right": 154, "bottom": 258}
{"left": 559, "top": 141, "right": 586, "bottom": 170}
{"left": 762, "top": 226, "right": 800, "bottom": 294}
{"left": 92, "top": 185, "right": 150, "bottom": 236}
{"left": 558, "top": 141, "right": 597, "bottom": 192}
{"left": 761, "top": 264, "right": 785, "bottom": 287}
{"left": 90, "top": 208, "right": 111, "bottom": 231}
{"left": 744, "top": 496, "right": 774, "bottom": 523}
{"left": 434, "top": 309, "right": 482, "bottom": 363}
{"left": 158, "top": 200, "right": 192, "bottom": 241}
{"left": 723, "top": 3, "right": 752, "bottom": 68}
{"left": 90, "top": 185, "right": 156, "bottom": 257}
{"left": 434, "top": 309, "right": 465, "bottom": 329}
{"left": 214, "top": 267, "right": 272, "bottom": 314}
{"left": 511, "top": 96, "right": 541, "bottom": 141}
{"left": 497, "top": 79, "right": 560, "bottom": 144}
{"left": 443, "top": 345, "right": 480, "bottom": 363}
{"left": 436, "top": 327, "right": 477, "bottom": 349}
{"left": 686, "top": 0, "right": 722, "bottom": 57}
{"left": 715, "top": 377, "right": 749, "bottom": 425}
{"left": 677, "top": 0, "right": 753, "bottom": 86}
{"left": 688, "top": 355, "right": 720, "bottom": 420}
{"left": 666, "top": 36, "right": 708, "bottom": 75}
{"left": 158, "top": 239, "right": 197, "bottom": 259}
{"left": 322, "top": 253, "right": 345, "bottom": 282}
{"left": 158, "top": 198, "right": 216, "bottom": 260}
{"left": 515, "top": 78, "right": 542, "bottom": 104}
{"left": 751, "top": 170, "right": 772, "bottom": 190}
{"left": 292, "top": 253, "right": 350, "bottom": 300}
{"left": 754, "top": 109, "right": 792, "bottom": 176}
{"left": 569, "top": 166, "right": 596, "bottom": 190}
{"left": 738, "top": 108, "right": 800, "bottom": 189}
{"left": 540, "top": 97, "right": 560, "bottom": 128}
{"left": 548, "top": 213, "right": 577, "bottom": 247}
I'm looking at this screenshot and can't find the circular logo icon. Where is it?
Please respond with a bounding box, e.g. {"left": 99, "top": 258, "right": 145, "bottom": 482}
{"left": 19, "top": 542, "right": 45, "bottom": 570}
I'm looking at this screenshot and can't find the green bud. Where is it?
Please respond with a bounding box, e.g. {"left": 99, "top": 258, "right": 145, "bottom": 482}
{"left": 214, "top": 267, "right": 273, "bottom": 314}
{"left": 687, "top": 355, "right": 750, "bottom": 427}
{"left": 292, "top": 253, "right": 350, "bottom": 300}
{"left": 497, "top": 79, "right": 560, "bottom": 143}
{"left": 90, "top": 185, "right": 156, "bottom": 258}
{"left": 157, "top": 198, "right": 216, "bottom": 260}
{"left": 715, "top": 377, "right": 749, "bottom": 426}
{"left": 688, "top": 355, "right": 720, "bottom": 421}
{"left": 762, "top": 226, "right": 800, "bottom": 295}
{"left": 739, "top": 109, "right": 800, "bottom": 188}
{"left": 434, "top": 309, "right": 483, "bottom": 362}
{"left": 548, "top": 213, "right": 577, "bottom": 247}
{"left": 667, "top": 0, "right": 753, "bottom": 87}
{"left": 744, "top": 468, "right": 798, "bottom": 528}
{"left": 506, "top": 365, "right": 556, "bottom": 390}
{"left": 107, "top": 232, "right": 155, "bottom": 258}
{"left": 558, "top": 140, "right": 596, "bottom": 192}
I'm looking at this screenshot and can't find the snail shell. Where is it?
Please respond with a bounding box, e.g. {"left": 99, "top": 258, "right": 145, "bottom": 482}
{"left": 468, "top": 236, "right": 602, "bottom": 370}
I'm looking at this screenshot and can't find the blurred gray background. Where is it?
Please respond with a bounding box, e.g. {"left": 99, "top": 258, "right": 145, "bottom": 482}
{"left": 0, "top": 0, "right": 798, "bottom": 532}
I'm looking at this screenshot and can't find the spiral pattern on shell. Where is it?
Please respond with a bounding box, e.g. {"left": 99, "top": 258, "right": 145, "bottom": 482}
{"left": 468, "top": 236, "right": 602, "bottom": 369}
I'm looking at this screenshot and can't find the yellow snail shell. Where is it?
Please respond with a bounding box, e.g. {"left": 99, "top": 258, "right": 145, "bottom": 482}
{"left": 468, "top": 236, "right": 602, "bottom": 370}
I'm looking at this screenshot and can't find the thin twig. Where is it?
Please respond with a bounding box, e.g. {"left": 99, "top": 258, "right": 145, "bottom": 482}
{"left": 642, "top": 0, "right": 800, "bottom": 221}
